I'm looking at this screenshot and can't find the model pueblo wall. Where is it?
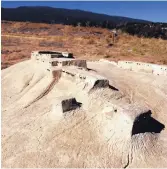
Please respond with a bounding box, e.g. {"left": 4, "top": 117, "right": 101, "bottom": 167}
{"left": 118, "top": 61, "right": 167, "bottom": 76}
{"left": 31, "top": 51, "right": 74, "bottom": 60}
{"left": 30, "top": 51, "right": 164, "bottom": 138}
{"left": 100, "top": 59, "right": 167, "bottom": 76}
{"left": 31, "top": 51, "right": 109, "bottom": 91}
{"left": 31, "top": 51, "right": 87, "bottom": 70}
{"left": 31, "top": 50, "right": 110, "bottom": 113}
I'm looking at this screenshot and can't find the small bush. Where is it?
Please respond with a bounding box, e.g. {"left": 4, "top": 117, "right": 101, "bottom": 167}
{"left": 104, "top": 55, "right": 111, "bottom": 58}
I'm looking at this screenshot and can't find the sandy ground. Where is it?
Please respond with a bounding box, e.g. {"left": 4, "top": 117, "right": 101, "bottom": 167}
{"left": 2, "top": 60, "right": 167, "bottom": 168}
{"left": 88, "top": 61, "right": 167, "bottom": 123}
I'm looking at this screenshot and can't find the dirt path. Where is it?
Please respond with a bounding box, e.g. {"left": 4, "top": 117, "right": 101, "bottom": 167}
{"left": 2, "top": 34, "right": 47, "bottom": 40}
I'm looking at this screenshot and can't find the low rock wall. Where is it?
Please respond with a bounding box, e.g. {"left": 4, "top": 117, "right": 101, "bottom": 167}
{"left": 99, "top": 59, "right": 167, "bottom": 76}
{"left": 61, "top": 67, "right": 109, "bottom": 92}
{"left": 31, "top": 51, "right": 87, "bottom": 69}
{"left": 118, "top": 61, "right": 167, "bottom": 76}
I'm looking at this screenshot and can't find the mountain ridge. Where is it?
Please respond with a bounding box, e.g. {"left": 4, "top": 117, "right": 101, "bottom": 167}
{"left": 2, "top": 6, "right": 151, "bottom": 26}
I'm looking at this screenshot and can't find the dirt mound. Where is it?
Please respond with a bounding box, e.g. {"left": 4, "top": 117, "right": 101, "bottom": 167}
{"left": 2, "top": 59, "right": 167, "bottom": 168}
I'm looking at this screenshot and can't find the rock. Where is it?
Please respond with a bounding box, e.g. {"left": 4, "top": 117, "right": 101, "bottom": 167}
{"left": 52, "top": 97, "right": 82, "bottom": 114}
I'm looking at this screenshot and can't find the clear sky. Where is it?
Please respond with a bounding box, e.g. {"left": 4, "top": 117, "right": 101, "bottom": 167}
{"left": 2, "top": 1, "right": 167, "bottom": 23}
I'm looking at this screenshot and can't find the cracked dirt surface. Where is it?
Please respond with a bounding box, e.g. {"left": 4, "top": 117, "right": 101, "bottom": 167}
{"left": 2, "top": 60, "right": 167, "bottom": 168}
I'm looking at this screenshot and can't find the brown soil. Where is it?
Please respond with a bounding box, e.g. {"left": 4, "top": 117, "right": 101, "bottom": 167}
{"left": 1, "top": 21, "right": 167, "bottom": 69}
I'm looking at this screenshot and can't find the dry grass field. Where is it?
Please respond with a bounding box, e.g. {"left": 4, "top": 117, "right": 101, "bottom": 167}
{"left": 1, "top": 21, "right": 167, "bottom": 69}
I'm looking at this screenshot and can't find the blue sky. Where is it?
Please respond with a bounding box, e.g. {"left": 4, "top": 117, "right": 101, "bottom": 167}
{"left": 2, "top": 1, "right": 167, "bottom": 23}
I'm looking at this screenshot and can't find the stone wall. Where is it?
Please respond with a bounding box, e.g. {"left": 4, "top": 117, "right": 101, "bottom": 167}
{"left": 61, "top": 67, "right": 109, "bottom": 92}
{"left": 99, "top": 59, "right": 167, "bottom": 76}
{"left": 31, "top": 51, "right": 167, "bottom": 77}
{"left": 31, "top": 51, "right": 87, "bottom": 69}
{"left": 118, "top": 61, "right": 167, "bottom": 76}
{"left": 31, "top": 51, "right": 109, "bottom": 92}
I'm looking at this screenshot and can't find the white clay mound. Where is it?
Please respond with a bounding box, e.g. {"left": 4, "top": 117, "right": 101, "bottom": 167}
{"left": 2, "top": 59, "right": 167, "bottom": 168}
